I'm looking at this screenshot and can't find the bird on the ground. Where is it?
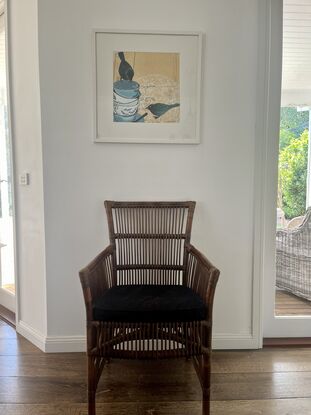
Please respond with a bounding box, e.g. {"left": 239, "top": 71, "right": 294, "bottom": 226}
{"left": 146, "top": 103, "right": 180, "bottom": 119}
{"left": 118, "top": 52, "right": 134, "bottom": 81}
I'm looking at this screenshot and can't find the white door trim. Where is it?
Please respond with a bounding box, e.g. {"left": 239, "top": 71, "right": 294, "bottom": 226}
{"left": 227, "top": 0, "right": 284, "bottom": 349}
{"left": 1, "top": 0, "right": 17, "bottom": 318}
{"left": 258, "top": 0, "right": 311, "bottom": 338}
{"left": 306, "top": 110, "right": 311, "bottom": 208}
{"left": 253, "top": 0, "right": 283, "bottom": 343}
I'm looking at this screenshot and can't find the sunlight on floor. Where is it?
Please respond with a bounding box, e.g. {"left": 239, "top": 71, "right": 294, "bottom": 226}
{"left": 2, "top": 283, "right": 15, "bottom": 295}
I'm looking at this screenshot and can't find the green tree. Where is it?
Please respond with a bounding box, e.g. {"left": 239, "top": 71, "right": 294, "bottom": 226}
{"left": 280, "top": 107, "right": 309, "bottom": 137}
{"left": 279, "top": 129, "right": 296, "bottom": 151}
{"left": 278, "top": 130, "right": 309, "bottom": 219}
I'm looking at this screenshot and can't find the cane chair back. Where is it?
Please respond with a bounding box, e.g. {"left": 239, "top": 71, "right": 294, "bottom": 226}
{"left": 105, "top": 201, "right": 195, "bottom": 286}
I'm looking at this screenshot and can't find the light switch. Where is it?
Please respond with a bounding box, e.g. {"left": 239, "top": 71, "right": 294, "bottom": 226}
{"left": 19, "top": 172, "right": 30, "bottom": 186}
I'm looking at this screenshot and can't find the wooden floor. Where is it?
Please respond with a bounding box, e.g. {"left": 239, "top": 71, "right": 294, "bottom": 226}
{"left": 275, "top": 290, "right": 311, "bottom": 316}
{"left": 0, "top": 305, "right": 15, "bottom": 327}
{"left": 1, "top": 318, "right": 311, "bottom": 414}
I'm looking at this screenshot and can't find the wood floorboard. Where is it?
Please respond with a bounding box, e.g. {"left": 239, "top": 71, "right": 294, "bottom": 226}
{"left": 0, "top": 321, "right": 17, "bottom": 339}
{"left": 275, "top": 290, "right": 311, "bottom": 316}
{"left": 0, "top": 354, "right": 86, "bottom": 377}
{"left": 1, "top": 362, "right": 311, "bottom": 403}
{"left": 0, "top": 337, "right": 40, "bottom": 355}
{"left": 1, "top": 400, "right": 311, "bottom": 415}
{"left": 0, "top": 321, "right": 311, "bottom": 413}
{"left": 3, "top": 348, "right": 311, "bottom": 380}
{"left": 213, "top": 348, "right": 311, "bottom": 372}
{"left": 139, "top": 399, "right": 311, "bottom": 415}
{"left": 0, "top": 403, "right": 139, "bottom": 415}
{"left": 0, "top": 305, "right": 15, "bottom": 327}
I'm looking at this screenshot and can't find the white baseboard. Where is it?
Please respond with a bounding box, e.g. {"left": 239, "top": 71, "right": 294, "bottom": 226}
{"left": 16, "top": 324, "right": 259, "bottom": 353}
{"left": 44, "top": 333, "right": 257, "bottom": 353}
{"left": 44, "top": 333, "right": 258, "bottom": 353}
{"left": 16, "top": 320, "right": 46, "bottom": 352}
{"left": 16, "top": 320, "right": 86, "bottom": 353}
{"left": 44, "top": 335, "right": 86, "bottom": 353}
{"left": 212, "top": 332, "right": 260, "bottom": 349}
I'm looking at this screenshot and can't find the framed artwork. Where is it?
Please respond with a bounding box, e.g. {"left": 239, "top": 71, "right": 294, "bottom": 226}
{"left": 93, "top": 30, "right": 203, "bottom": 144}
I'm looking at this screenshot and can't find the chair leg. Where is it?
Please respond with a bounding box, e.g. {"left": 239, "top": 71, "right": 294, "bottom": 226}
{"left": 202, "top": 353, "right": 211, "bottom": 415}
{"left": 88, "top": 356, "right": 97, "bottom": 415}
{"left": 88, "top": 390, "right": 96, "bottom": 415}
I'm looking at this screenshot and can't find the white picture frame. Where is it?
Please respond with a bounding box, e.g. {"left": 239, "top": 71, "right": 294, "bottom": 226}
{"left": 93, "top": 29, "right": 203, "bottom": 144}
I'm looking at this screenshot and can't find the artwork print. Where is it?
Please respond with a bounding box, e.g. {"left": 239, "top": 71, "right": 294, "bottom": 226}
{"left": 94, "top": 30, "right": 202, "bottom": 143}
{"left": 113, "top": 52, "right": 180, "bottom": 123}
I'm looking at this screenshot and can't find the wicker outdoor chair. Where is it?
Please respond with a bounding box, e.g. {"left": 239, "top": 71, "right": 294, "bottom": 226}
{"left": 276, "top": 206, "right": 311, "bottom": 301}
{"left": 79, "top": 201, "right": 220, "bottom": 415}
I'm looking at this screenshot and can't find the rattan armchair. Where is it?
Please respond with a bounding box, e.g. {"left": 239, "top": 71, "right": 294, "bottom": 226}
{"left": 79, "top": 201, "right": 220, "bottom": 415}
{"left": 276, "top": 207, "right": 311, "bottom": 301}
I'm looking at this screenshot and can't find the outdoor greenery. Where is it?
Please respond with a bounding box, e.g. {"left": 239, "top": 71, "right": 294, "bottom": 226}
{"left": 280, "top": 107, "right": 309, "bottom": 136}
{"left": 278, "top": 108, "right": 309, "bottom": 219}
{"left": 279, "top": 129, "right": 296, "bottom": 151}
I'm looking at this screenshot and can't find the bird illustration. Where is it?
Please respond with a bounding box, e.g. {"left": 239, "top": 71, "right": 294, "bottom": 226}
{"left": 146, "top": 103, "right": 180, "bottom": 119}
{"left": 118, "top": 52, "right": 134, "bottom": 81}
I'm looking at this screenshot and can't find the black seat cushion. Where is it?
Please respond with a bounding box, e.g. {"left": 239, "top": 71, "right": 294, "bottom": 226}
{"left": 93, "top": 285, "right": 207, "bottom": 322}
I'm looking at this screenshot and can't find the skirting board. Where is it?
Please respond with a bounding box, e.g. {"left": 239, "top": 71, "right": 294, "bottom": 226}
{"left": 45, "top": 335, "right": 86, "bottom": 353}
{"left": 16, "top": 320, "right": 46, "bottom": 352}
{"left": 46, "top": 333, "right": 257, "bottom": 353}
{"left": 213, "top": 333, "right": 259, "bottom": 350}
{"left": 16, "top": 320, "right": 86, "bottom": 353}
{"left": 16, "top": 322, "right": 258, "bottom": 352}
{"left": 47, "top": 335, "right": 258, "bottom": 352}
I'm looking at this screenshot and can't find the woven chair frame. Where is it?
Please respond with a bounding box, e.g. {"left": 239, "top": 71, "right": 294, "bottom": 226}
{"left": 79, "top": 201, "right": 220, "bottom": 415}
{"left": 276, "top": 207, "right": 311, "bottom": 300}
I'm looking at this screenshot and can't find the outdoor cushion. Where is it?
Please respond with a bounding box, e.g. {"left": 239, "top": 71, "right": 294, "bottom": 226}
{"left": 93, "top": 284, "right": 207, "bottom": 322}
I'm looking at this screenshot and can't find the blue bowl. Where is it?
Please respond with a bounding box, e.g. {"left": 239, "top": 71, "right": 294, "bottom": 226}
{"left": 113, "top": 80, "right": 140, "bottom": 99}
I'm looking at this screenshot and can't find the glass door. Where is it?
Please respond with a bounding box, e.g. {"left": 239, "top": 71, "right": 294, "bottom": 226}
{"left": 275, "top": 107, "right": 311, "bottom": 317}
{"left": 0, "top": 10, "right": 15, "bottom": 312}
{"left": 264, "top": 0, "right": 311, "bottom": 338}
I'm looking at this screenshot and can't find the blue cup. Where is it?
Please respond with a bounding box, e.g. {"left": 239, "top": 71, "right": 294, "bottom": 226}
{"left": 113, "top": 80, "right": 140, "bottom": 99}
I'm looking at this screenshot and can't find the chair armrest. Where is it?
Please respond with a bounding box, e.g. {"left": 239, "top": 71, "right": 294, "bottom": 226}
{"left": 185, "top": 244, "right": 220, "bottom": 322}
{"left": 79, "top": 244, "right": 115, "bottom": 320}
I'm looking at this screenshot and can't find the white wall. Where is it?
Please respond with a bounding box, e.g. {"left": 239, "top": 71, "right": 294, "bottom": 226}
{"left": 10, "top": 0, "right": 261, "bottom": 350}
{"left": 36, "top": 0, "right": 259, "bottom": 350}
{"left": 8, "top": 0, "right": 47, "bottom": 347}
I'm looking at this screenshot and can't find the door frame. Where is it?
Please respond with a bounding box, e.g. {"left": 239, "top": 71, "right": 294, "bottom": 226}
{"left": 0, "top": 0, "right": 17, "bottom": 317}
{"left": 256, "top": 0, "right": 311, "bottom": 338}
